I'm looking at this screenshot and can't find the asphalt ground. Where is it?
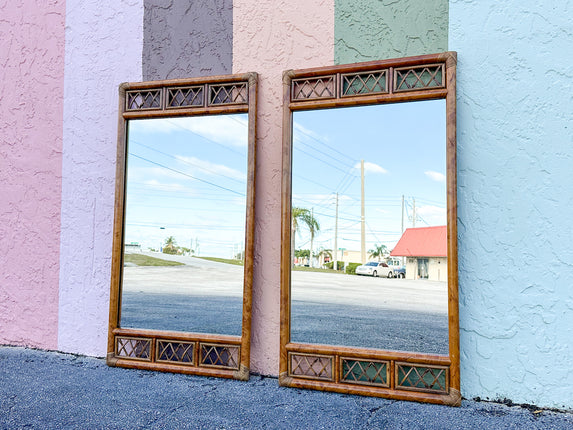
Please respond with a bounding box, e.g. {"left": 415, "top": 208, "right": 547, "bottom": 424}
{"left": 121, "top": 292, "right": 448, "bottom": 355}
{"left": 1, "top": 347, "right": 572, "bottom": 429}
{"left": 290, "top": 301, "right": 448, "bottom": 354}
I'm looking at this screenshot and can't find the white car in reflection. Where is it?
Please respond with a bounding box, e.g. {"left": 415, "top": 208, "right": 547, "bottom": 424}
{"left": 355, "top": 261, "right": 394, "bottom": 278}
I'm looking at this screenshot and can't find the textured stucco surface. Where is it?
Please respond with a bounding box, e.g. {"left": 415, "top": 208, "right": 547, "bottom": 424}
{"left": 233, "top": 0, "right": 334, "bottom": 375}
{"left": 3, "top": 0, "right": 572, "bottom": 410}
{"left": 0, "top": 1, "right": 65, "bottom": 348}
{"left": 58, "top": 0, "right": 143, "bottom": 356}
{"left": 334, "top": 0, "right": 448, "bottom": 64}
{"left": 450, "top": 0, "right": 573, "bottom": 409}
{"left": 143, "top": 0, "right": 233, "bottom": 80}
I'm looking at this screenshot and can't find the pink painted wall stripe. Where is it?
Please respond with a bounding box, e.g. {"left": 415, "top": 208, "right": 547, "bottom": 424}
{"left": 0, "top": 1, "right": 66, "bottom": 348}
{"left": 233, "top": 0, "right": 334, "bottom": 375}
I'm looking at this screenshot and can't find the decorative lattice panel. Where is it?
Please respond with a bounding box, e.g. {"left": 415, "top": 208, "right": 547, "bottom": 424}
{"left": 289, "top": 353, "right": 333, "bottom": 380}
{"left": 341, "top": 358, "right": 389, "bottom": 387}
{"left": 208, "top": 83, "right": 248, "bottom": 105}
{"left": 341, "top": 71, "right": 388, "bottom": 96}
{"left": 199, "top": 343, "right": 239, "bottom": 369}
{"left": 396, "top": 363, "right": 448, "bottom": 394}
{"left": 156, "top": 340, "right": 195, "bottom": 364}
{"left": 126, "top": 90, "right": 162, "bottom": 110}
{"left": 166, "top": 86, "right": 204, "bottom": 108}
{"left": 116, "top": 337, "right": 151, "bottom": 361}
{"left": 394, "top": 65, "right": 444, "bottom": 92}
{"left": 291, "top": 76, "right": 336, "bottom": 101}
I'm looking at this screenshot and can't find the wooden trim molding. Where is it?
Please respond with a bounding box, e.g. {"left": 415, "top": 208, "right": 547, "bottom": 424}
{"left": 107, "top": 72, "right": 257, "bottom": 381}
{"left": 280, "top": 52, "right": 460, "bottom": 405}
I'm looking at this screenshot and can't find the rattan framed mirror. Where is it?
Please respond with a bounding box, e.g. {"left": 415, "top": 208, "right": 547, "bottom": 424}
{"left": 280, "top": 53, "right": 459, "bottom": 404}
{"left": 107, "top": 72, "right": 257, "bottom": 380}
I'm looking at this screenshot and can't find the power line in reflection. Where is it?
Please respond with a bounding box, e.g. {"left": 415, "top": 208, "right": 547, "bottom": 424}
{"left": 129, "top": 153, "right": 245, "bottom": 197}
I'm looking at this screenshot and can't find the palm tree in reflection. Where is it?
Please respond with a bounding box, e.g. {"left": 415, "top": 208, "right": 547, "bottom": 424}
{"left": 316, "top": 247, "right": 332, "bottom": 268}
{"left": 368, "top": 244, "right": 388, "bottom": 262}
{"left": 292, "top": 207, "right": 320, "bottom": 267}
{"left": 163, "top": 236, "right": 178, "bottom": 255}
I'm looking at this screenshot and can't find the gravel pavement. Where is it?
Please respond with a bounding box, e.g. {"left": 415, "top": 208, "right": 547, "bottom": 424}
{"left": 1, "top": 346, "right": 572, "bottom": 429}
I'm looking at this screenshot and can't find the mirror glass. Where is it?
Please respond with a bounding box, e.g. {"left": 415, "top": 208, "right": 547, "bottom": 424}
{"left": 120, "top": 114, "right": 248, "bottom": 336}
{"left": 290, "top": 100, "right": 448, "bottom": 355}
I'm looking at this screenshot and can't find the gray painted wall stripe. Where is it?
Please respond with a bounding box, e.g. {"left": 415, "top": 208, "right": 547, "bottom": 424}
{"left": 143, "top": 0, "right": 233, "bottom": 81}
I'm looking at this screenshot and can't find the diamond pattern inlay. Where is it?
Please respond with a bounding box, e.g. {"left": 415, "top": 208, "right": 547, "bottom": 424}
{"left": 341, "top": 359, "right": 388, "bottom": 387}
{"left": 342, "top": 71, "right": 387, "bottom": 96}
{"left": 395, "top": 65, "right": 444, "bottom": 91}
{"left": 292, "top": 77, "right": 335, "bottom": 100}
{"left": 126, "top": 90, "right": 161, "bottom": 110}
{"left": 396, "top": 364, "right": 447, "bottom": 393}
{"left": 289, "top": 353, "right": 333, "bottom": 380}
{"left": 200, "top": 344, "right": 239, "bottom": 369}
{"left": 157, "top": 340, "right": 194, "bottom": 364}
{"left": 167, "top": 86, "right": 204, "bottom": 108}
{"left": 116, "top": 337, "right": 151, "bottom": 360}
{"left": 208, "top": 83, "right": 248, "bottom": 105}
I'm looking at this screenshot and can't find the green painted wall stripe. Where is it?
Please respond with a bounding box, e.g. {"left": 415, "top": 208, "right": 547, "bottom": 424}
{"left": 334, "top": 0, "right": 448, "bottom": 64}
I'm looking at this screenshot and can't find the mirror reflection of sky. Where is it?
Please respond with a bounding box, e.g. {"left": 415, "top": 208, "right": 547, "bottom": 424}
{"left": 292, "top": 99, "right": 446, "bottom": 254}
{"left": 124, "top": 114, "right": 248, "bottom": 258}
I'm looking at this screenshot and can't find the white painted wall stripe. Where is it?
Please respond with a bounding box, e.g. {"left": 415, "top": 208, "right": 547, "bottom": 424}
{"left": 58, "top": 0, "right": 144, "bottom": 356}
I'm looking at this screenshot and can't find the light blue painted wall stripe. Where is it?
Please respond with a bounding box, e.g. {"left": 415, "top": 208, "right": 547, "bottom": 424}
{"left": 450, "top": 0, "right": 573, "bottom": 409}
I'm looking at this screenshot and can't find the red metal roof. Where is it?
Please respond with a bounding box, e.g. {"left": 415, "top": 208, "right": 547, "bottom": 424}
{"left": 390, "top": 226, "right": 447, "bottom": 257}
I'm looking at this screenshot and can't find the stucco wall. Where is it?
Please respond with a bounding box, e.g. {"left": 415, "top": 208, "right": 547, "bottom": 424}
{"left": 450, "top": 0, "right": 573, "bottom": 409}
{"left": 334, "top": 0, "right": 448, "bottom": 63}
{"left": 2, "top": 0, "right": 572, "bottom": 410}
{"left": 0, "top": 0, "right": 65, "bottom": 348}
{"left": 58, "top": 0, "right": 143, "bottom": 356}
{"left": 233, "top": 0, "right": 335, "bottom": 375}
{"left": 143, "top": 0, "right": 233, "bottom": 80}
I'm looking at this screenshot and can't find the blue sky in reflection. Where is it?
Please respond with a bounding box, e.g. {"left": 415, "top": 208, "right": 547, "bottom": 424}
{"left": 123, "top": 99, "right": 446, "bottom": 258}
{"left": 292, "top": 99, "right": 446, "bottom": 255}
{"left": 124, "top": 114, "right": 248, "bottom": 257}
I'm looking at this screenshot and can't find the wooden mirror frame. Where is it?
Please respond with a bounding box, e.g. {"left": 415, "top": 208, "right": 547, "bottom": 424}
{"left": 280, "top": 53, "right": 459, "bottom": 405}
{"left": 107, "top": 72, "right": 257, "bottom": 380}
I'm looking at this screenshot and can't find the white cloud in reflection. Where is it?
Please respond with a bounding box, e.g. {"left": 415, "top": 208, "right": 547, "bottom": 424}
{"left": 175, "top": 155, "right": 246, "bottom": 181}
{"left": 132, "top": 115, "right": 248, "bottom": 148}
{"left": 416, "top": 205, "right": 447, "bottom": 226}
{"left": 425, "top": 170, "right": 446, "bottom": 182}
{"left": 293, "top": 122, "right": 330, "bottom": 143}
{"left": 353, "top": 161, "right": 388, "bottom": 174}
{"left": 128, "top": 165, "right": 193, "bottom": 185}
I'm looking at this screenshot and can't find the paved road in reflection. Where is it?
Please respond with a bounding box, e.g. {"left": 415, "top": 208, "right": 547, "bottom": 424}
{"left": 121, "top": 254, "right": 449, "bottom": 354}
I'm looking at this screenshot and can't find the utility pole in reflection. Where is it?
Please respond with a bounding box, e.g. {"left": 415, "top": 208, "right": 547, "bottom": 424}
{"left": 310, "top": 207, "right": 314, "bottom": 268}
{"left": 412, "top": 198, "right": 416, "bottom": 228}
{"left": 401, "top": 195, "right": 405, "bottom": 267}
{"left": 361, "top": 160, "right": 366, "bottom": 264}
{"left": 333, "top": 192, "right": 339, "bottom": 271}
{"left": 401, "top": 195, "right": 405, "bottom": 234}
